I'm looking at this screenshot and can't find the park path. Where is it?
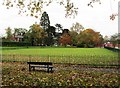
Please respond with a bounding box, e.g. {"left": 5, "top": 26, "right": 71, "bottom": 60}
{"left": 54, "top": 64, "right": 119, "bottom": 73}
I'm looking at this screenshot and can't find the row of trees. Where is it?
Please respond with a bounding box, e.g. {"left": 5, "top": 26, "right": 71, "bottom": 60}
{"left": 104, "top": 33, "right": 120, "bottom": 48}
{"left": 3, "top": 25, "right": 104, "bottom": 48}
{"left": 4, "top": 11, "right": 119, "bottom": 48}
{"left": 3, "top": 25, "right": 119, "bottom": 48}
{"left": 4, "top": 25, "right": 119, "bottom": 48}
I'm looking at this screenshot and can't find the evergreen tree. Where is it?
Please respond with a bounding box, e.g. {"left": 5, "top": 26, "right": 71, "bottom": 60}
{"left": 40, "top": 11, "right": 50, "bottom": 31}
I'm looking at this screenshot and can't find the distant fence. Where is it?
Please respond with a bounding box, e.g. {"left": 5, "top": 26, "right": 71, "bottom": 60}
{"left": 2, "top": 54, "right": 118, "bottom": 65}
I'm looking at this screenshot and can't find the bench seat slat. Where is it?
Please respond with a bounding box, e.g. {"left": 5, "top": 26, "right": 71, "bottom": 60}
{"left": 31, "top": 65, "right": 53, "bottom": 68}
{"left": 27, "top": 62, "right": 52, "bottom": 65}
{"left": 27, "top": 62, "right": 53, "bottom": 73}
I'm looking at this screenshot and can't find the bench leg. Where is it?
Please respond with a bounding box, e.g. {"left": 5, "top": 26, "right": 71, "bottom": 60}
{"left": 29, "top": 64, "right": 31, "bottom": 71}
{"left": 47, "top": 68, "right": 49, "bottom": 73}
{"left": 50, "top": 68, "right": 53, "bottom": 73}
{"left": 33, "top": 67, "right": 35, "bottom": 71}
{"left": 29, "top": 67, "right": 31, "bottom": 71}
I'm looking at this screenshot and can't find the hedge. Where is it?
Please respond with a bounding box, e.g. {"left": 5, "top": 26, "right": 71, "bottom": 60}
{"left": 1, "top": 41, "right": 32, "bottom": 46}
{"left": 104, "top": 46, "right": 120, "bottom": 52}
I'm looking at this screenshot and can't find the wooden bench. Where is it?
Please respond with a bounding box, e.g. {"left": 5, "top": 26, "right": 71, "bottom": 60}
{"left": 27, "top": 62, "right": 53, "bottom": 73}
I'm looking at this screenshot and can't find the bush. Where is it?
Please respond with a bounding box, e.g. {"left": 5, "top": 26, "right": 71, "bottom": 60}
{"left": 76, "top": 43, "right": 84, "bottom": 48}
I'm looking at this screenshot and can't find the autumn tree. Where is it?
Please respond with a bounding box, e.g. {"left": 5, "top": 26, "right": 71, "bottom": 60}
{"left": 59, "top": 33, "right": 72, "bottom": 47}
{"left": 76, "top": 28, "right": 103, "bottom": 48}
{"left": 29, "top": 24, "right": 46, "bottom": 45}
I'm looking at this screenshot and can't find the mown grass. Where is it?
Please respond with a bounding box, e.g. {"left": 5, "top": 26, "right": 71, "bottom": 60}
{"left": 2, "top": 47, "right": 118, "bottom": 65}
{"left": 2, "top": 47, "right": 117, "bottom": 56}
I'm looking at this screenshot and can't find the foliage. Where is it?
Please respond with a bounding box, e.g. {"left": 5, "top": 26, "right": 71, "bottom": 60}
{"left": 45, "top": 26, "right": 56, "bottom": 46}
{"left": 2, "top": 41, "right": 31, "bottom": 46}
{"left": 110, "top": 13, "right": 118, "bottom": 21}
{"left": 69, "top": 31, "right": 78, "bottom": 46}
{"left": 2, "top": 0, "right": 79, "bottom": 18}
{"left": 40, "top": 11, "right": 50, "bottom": 31}
{"left": 55, "top": 23, "right": 63, "bottom": 33}
{"left": 29, "top": 24, "right": 47, "bottom": 45}
{"left": 2, "top": 47, "right": 119, "bottom": 87}
{"left": 5, "top": 27, "right": 13, "bottom": 41}
{"left": 70, "top": 22, "right": 84, "bottom": 33}
{"left": 76, "top": 28, "right": 103, "bottom": 47}
{"left": 103, "top": 35, "right": 110, "bottom": 43}
{"left": 2, "top": 9, "right": 105, "bottom": 47}
{"left": 3, "top": 25, "right": 104, "bottom": 47}
{"left": 59, "top": 33, "right": 72, "bottom": 46}
{"left": 2, "top": 62, "right": 119, "bottom": 87}
{"left": 2, "top": 0, "right": 117, "bottom": 20}
{"left": 110, "top": 33, "right": 120, "bottom": 48}
{"left": 13, "top": 28, "right": 28, "bottom": 42}
{"left": 14, "top": 28, "right": 28, "bottom": 36}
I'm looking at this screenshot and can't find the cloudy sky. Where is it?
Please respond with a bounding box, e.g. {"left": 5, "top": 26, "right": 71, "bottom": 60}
{"left": 0, "top": 0, "right": 119, "bottom": 37}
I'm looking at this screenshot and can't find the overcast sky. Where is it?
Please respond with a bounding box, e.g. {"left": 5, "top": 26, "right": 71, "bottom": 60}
{"left": 0, "top": 0, "right": 119, "bottom": 37}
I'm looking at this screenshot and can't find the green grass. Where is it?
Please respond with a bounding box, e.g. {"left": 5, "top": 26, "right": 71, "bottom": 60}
{"left": 2, "top": 47, "right": 118, "bottom": 65}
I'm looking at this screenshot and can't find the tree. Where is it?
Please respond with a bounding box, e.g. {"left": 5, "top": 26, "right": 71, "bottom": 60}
{"left": 40, "top": 11, "right": 50, "bottom": 31}
{"left": 110, "top": 33, "right": 119, "bottom": 48}
{"left": 62, "top": 29, "right": 69, "bottom": 34}
{"left": 69, "top": 30, "right": 78, "bottom": 46}
{"left": 104, "top": 35, "right": 110, "bottom": 42}
{"left": 47, "top": 26, "right": 56, "bottom": 36}
{"left": 59, "top": 33, "right": 72, "bottom": 47}
{"left": 76, "top": 28, "right": 103, "bottom": 47}
{"left": 70, "top": 22, "right": 84, "bottom": 33}
{"left": 13, "top": 28, "right": 28, "bottom": 42}
{"left": 45, "top": 26, "right": 56, "bottom": 46}
{"left": 5, "top": 27, "right": 13, "bottom": 41}
{"left": 29, "top": 24, "right": 46, "bottom": 45}
{"left": 97, "top": 34, "right": 104, "bottom": 47}
{"left": 55, "top": 23, "right": 63, "bottom": 33}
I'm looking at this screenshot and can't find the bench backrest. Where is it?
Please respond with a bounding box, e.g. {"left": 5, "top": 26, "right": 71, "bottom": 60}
{"left": 27, "top": 62, "right": 52, "bottom": 65}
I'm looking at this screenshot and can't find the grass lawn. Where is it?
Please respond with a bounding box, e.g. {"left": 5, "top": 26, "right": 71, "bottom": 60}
{"left": 2, "top": 47, "right": 118, "bottom": 65}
